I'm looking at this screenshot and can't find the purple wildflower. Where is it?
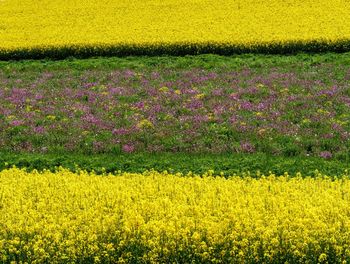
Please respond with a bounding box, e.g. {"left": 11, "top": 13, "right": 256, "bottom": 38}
{"left": 240, "top": 141, "right": 255, "bottom": 153}
{"left": 122, "top": 144, "right": 135, "bottom": 153}
{"left": 319, "top": 151, "right": 332, "bottom": 159}
{"left": 10, "top": 120, "right": 24, "bottom": 126}
{"left": 33, "top": 126, "right": 46, "bottom": 134}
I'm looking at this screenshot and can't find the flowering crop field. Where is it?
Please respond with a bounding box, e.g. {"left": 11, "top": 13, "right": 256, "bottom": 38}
{"left": 1, "top": 168, "right": 350, "bottom": 263}
{"left": 1, "top": 0, "right": 350, "bottom": 58}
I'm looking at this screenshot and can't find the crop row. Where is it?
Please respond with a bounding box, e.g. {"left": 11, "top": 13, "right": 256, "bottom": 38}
{"left": 2, "top": 41, "right": 350, "bottom": 60}
{"left": 1, "top": 168, "right": 350, "bottom": 263}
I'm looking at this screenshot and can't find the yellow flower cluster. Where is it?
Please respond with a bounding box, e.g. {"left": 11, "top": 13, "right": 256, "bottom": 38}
{"left": 0, "top": 0, "right": 350, "bottom": 53}
{"left": 1, "top": 168, "right": 350, "bottom": 263}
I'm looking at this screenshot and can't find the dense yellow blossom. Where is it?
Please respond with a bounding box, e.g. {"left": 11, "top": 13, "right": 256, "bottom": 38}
{"left": 1, "top": 168, "right": 350, "bottom": 262}
{"left": 0, "top": 0, "right": 350, "bottom": 53}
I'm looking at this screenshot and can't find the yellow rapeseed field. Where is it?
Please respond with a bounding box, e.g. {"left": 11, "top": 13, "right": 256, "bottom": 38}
{"left": 0, "top": 0, "right": 350, "bottom": 53}
{"left": 1, "top": 168, "right": 350, "bottom": 263}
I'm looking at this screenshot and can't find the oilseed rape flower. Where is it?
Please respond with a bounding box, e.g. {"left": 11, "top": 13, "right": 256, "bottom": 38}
{"left": 137, "top": 119, "right": 153, "bottom": 129}
{"left": 46, "top": 115, "right": 56, "bottom": 120}
{"left": 1, "top": 168, "right": 350, "bottom": 262}
{"left": 0, "top": 0, "right": 350, "bottom": 57}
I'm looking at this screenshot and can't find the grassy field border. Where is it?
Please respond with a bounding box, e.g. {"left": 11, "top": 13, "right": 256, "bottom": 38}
{"left": 1, "top": 39, "right": 350, "bottom": 60}
{"left": 1, "top": 52, "right": 350, "bottom": 70}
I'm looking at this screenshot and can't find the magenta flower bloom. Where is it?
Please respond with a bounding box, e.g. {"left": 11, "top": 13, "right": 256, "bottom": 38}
{"left": 319, "top": 151, "right": 332, "bottom": 159}
{"left": 240, "top": 141, "right": 255, "bottom": 153}
{"left": 122, "top": 144, "right": 135, "bottom": 153}
{"left": 112, "top": 128, "right": 129, "bottom": 135}
{"left": 33, "top": 126, "right": 46, "bottom": 134}
{"left": 10, "top": 120, "right": 24, "bottom": 127}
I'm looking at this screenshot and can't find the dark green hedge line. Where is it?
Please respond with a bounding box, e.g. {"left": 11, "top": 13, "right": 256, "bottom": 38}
{"left": 0, "top": 152, "right": 349, "bottom": 177}
{"left": 2, "top": 39, "right": 350, "bottom": 60}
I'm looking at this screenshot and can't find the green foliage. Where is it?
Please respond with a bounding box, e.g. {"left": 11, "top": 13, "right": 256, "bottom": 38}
{"left": 2, "top": 52, "right": 350, "bottom": 70}
{"left": 0, "top": 152, "right": 349, "bottom": 177}
{"left": 1, "top": 40, "right": 350, "bottom": 60}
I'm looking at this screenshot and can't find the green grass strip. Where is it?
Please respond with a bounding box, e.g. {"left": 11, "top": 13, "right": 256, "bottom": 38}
{"left": 0, "top": 152, "right": 349, "bottom": 177}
